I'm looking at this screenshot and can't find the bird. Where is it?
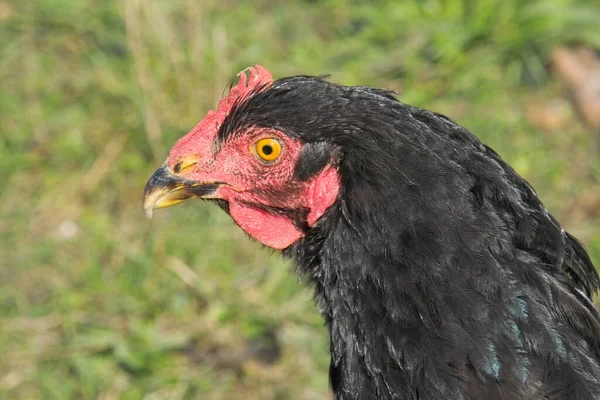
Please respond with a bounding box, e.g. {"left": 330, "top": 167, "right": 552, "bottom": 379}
{"left": 143, "top": 65, "right": 600, "bottom": 399}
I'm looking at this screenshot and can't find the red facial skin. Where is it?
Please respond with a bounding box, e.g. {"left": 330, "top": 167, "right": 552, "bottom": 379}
{"left": 165, "top": 66, "right": 340, "bottom": 249}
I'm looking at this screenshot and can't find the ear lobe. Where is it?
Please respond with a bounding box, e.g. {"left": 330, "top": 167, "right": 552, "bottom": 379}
{"left": 306, "top": 166, "right": 340, "bottom": 226}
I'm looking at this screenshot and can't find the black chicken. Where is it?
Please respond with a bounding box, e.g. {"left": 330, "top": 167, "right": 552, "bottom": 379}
{"left": 143, "top": 66, "right": 600, "bottom": 399}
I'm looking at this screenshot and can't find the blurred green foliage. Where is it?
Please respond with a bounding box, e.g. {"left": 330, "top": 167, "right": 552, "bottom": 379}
{"left": 1, "top": 0, "right": 599, "bottom": 398}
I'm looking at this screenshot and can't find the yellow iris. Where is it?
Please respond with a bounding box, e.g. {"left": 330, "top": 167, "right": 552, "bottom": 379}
{"left": 253, "top": 138, "right": 282, "bottom": 162}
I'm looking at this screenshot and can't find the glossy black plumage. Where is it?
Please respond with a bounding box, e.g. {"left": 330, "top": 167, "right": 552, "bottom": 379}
{"left": 223, "top": 76, "right": 600, "bottom": 399}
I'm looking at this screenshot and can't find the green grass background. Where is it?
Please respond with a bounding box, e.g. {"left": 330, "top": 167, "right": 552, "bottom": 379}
{"left": 1, "top": 0, "right": 600, "bottom": 398}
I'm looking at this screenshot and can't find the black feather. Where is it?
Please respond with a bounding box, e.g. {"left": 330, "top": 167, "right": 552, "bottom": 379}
{"left": 294, "top": 141, "right": 338, "bottom": 181}
{"left": 219, "top": 76, "right": 600, "bottom": 399}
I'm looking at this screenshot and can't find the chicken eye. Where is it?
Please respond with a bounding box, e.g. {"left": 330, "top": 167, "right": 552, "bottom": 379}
{"left": 253, "top": 138, "right": 282, "bottom": 162}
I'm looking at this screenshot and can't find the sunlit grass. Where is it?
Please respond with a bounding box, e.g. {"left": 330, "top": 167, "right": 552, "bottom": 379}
{"left": 1, "top": 0, "right": 599, "bottom": 398}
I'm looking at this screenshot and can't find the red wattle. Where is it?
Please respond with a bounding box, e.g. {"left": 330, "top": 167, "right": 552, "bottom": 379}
{"left": 228, "top": 201, "right": 303, "bottom": 250}
{"left": 227, "top": 166, "right": 340, "bottom": 249}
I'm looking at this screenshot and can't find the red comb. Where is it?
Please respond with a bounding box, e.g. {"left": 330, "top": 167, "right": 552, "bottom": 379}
{"left": 216, "top": 65, "right": 273, "bottom": 115}
{"left": 168, "top": 65, "right": 274, "bottom": 164}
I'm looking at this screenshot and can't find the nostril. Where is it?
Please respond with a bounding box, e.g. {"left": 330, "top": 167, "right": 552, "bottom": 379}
{"left": 172, "top": 157, "right": 198, "bottom": 174}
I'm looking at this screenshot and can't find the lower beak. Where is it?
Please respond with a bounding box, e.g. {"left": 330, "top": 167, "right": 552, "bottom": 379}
{"left": 142, "top": 162, "right": 222, "bottom": 219}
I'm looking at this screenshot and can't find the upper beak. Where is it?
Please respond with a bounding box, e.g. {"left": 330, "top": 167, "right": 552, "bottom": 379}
{"left": 142, "top": 162, "right": 222, "bottom": 219}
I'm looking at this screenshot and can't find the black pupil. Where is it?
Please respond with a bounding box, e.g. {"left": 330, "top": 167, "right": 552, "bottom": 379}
{"left": 262, "top": 145, "right": 273, "bottom": 155}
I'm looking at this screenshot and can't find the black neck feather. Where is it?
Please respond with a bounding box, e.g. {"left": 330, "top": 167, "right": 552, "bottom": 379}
{"left": 239, "top": 76, "right": 600, "bottom": 399}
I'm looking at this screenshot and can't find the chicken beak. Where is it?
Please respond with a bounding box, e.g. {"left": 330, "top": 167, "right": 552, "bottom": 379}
{"left": 142, "top": 162, "right": 222, "bottom": 219}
